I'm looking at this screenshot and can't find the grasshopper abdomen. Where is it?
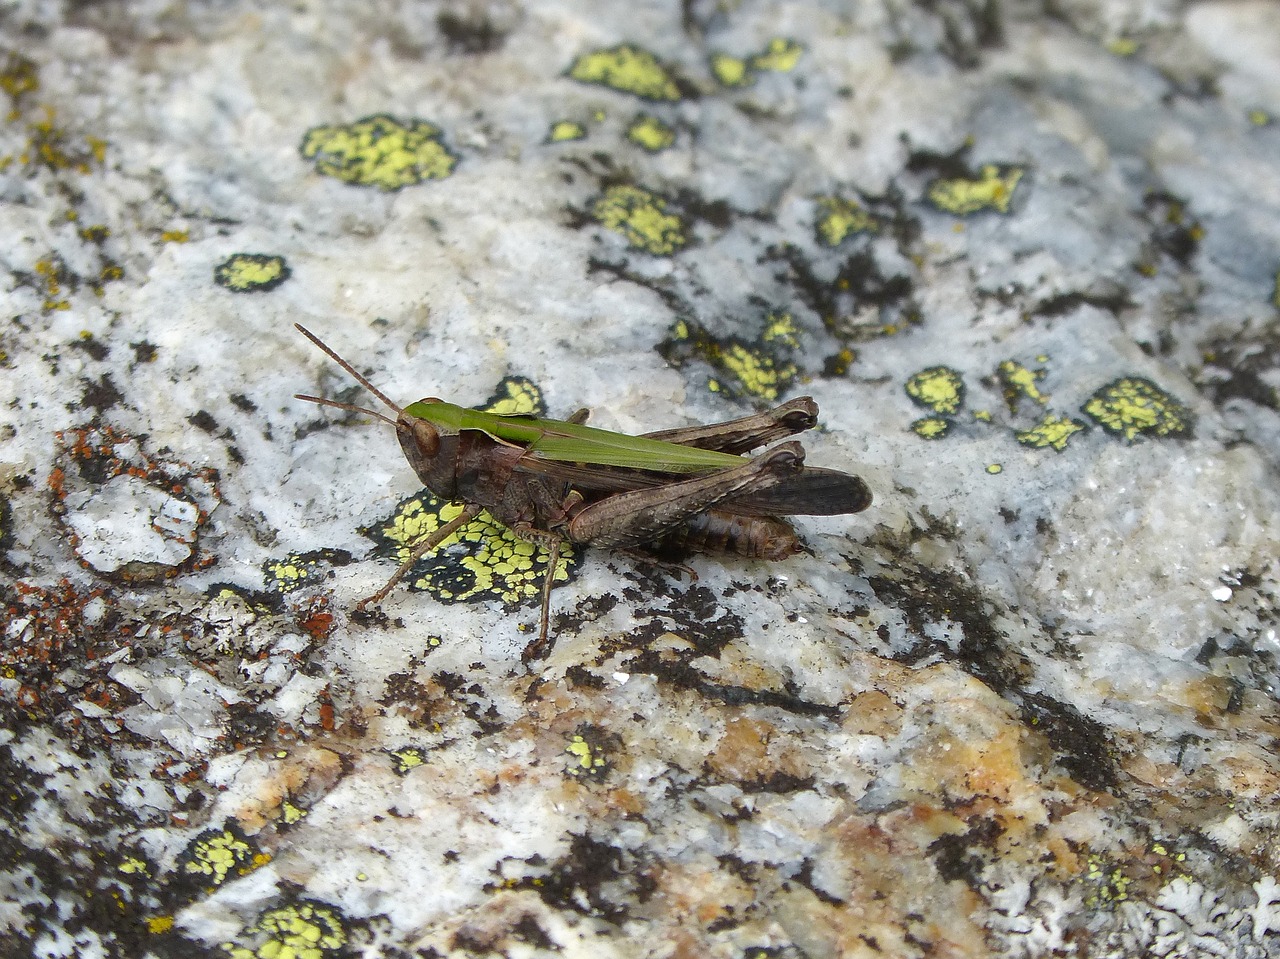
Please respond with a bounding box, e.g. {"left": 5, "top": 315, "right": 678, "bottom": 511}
{"left": 650, "top": 511, "right": 802, "bottom": 562}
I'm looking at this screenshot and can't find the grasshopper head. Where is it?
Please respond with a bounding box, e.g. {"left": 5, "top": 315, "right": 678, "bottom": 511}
{"left": 396, "top": 399, "right": 462, "bottom": 496}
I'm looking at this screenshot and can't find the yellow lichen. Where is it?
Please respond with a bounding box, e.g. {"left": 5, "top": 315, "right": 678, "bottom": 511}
{"left": 592, "top": 184, "right": 687, "bottom": 255}
{"left": 226, "top": 902, "right": 347, "bottom": 959}
{"left": 565, "top": 733, "right": 610, "bottom": 778}
{"left": 710, "top": 54, "right": 750, "bottom": 87}
{"left": 1081, "top": 377, "right": 1192, "bottom": 441}
{"left": 568, "top": 45, "right": 681, "bottom": 101}
{"left": 997, "top": 359, "right": 1048, "bottom": 406}
{"left": 20, "top": 108, "right": 106, "bottom": 174}
{"left": 388, "top": 747, "right": 426, "bottom": 775}
{"left": 0, "top": 53, "right": 39, "bottom": 100}
{"left": 911, "top": 416, "right": 951, "bottom": 440}
{"left": 1084, "top": 854, "right": 1133, "bottom": 906}
{"left": 751, "top": 38, "right": 804, "bottom": 72}
{"left": 716, "top": 343, "right": 797, "bottom": 401}
{"left": 300, "top": 115, "right": 457, "bottom": 190}
{"left": 660, "top": 317, "right": 799, "bottom": 400}
{"left": 281, "top": 801, "right": 307, "bottom": 825}
{"left": 214, "top": 253, "right": 290, "bottom": 293}
{"left": 34, "top": 258, "right": 70, "bottom": 311}
{"left": 1016, "top": 415, "right": 1085, "bottom": 451}
{"left": 481, "top": 376, "right": 543, "bottom": 417}
{"left": 182, "top": 831, "right": 253, "bottom": 886}
{"left": 927, "top": 164, "right": 1024, "bottom": 215}
{"left": 815, "top": 195, "right": 877, "bottom": 246}
{"left": 762, "top": 312, "right": 799, "bottom": 347}
{"left": 626, "top": 114, "right": 676, "bottom": 152}
{"left": 905, "top": 367, "right": 965, "bottom": 414}
{"left": 262, "top": 549, "right": 350, "bottom": 595}
{"left": 548, "top": 120, "right": 586, "bottom": 142}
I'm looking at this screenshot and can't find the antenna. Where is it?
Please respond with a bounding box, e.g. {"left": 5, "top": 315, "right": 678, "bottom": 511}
{"left": 294, "top": 393, "right": 398, "bottom": 427}
{"left": 295, "top": 323, "right": 404, "bottom": 414}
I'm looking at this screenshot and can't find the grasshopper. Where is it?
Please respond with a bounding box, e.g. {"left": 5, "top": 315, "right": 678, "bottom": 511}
{"left": 294, "top": 324, "right": 871, "bottom": 661}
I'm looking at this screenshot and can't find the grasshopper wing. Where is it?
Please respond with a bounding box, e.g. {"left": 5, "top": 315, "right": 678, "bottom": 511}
{"left": 719, "top": 466, "right": 871, "bottom": 515}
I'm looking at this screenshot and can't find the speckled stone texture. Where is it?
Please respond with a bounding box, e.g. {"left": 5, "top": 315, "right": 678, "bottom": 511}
{"left": 1, "top": 1, "right": 1279, "bottom": 957}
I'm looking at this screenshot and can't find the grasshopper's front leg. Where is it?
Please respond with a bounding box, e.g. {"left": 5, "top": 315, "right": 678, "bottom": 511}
{"left": 565, "top": 441, "right": 805, "bottom": 550}
{"left": 356, "top": 502, "right": 483, "bottom": 610}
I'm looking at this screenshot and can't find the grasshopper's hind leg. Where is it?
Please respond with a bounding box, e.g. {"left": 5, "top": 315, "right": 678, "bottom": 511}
{"left": 641, "top": 398, "right": 818, "bottom": 453}
{"left": 356, "top": 503, "right": 482, "bottom": 610}
{"left": 565, "top": 441, "right": 805, "bottom": 551}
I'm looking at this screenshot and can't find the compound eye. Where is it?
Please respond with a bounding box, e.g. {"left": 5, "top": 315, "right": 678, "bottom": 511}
{"left": 410, "top": 418, "right": 439, "bottom": 456}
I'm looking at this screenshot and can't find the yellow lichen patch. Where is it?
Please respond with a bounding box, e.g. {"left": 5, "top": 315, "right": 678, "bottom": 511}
{"left": 35, "top": 258, "right": 70, "bottom": 311}
{"left": 911, "top": 416, "right": 951, "bottom": 440}
{"left": 592, "top": 184, "right": 687, "bottom": 255}
{"left": 118, "top": 857, "right": 150, "bottom": 876}
{"left": 1084, "top": 854, "right": 1133, "bottom": 905}
{"left": 1016, "top": 414, "right": 1085, "bottom": 451}
{"left": 548, "top": 120, "right": 586, "bottom": 142}
{"left": 997, "top": 359, "right": 1048, "bottom": 408}
{"left": 300, "top": 114, "right": 458, "bottom": 191}
{"left": 1249, "top": 109, "right": 1272, "bottom": 127}
{"left": 815, "top": 195, "right": 878, "bottom": 246}
{"left": 1106, "top": 37, "right": 1139, "bottom": 57}
{"left": 710, "top": 38, "right": 802, "bottom": 89}
{"left": 97, "top": 262, "right": 124, "bottom": 288}
{"left": 986, "top": 463, "right": 1003, "bottom": 474}
{"left": 762, "top": 312, "right": 799, "bottom": 348}
{"left": 17, "top": 108, "right": 106, "bottom": 174}
{"left": 927, "top": 164, "right": 1024, "bottom": 215}
{"left": 710, "top": 54, "right": 750, "bottom": 87}
{"left": 659, "top": 317, "right": 799, "bottom": 400}
{"left": 1, "top": 53, "right": 39, "bottom": 101}
{"left": 214, "top": 253, "right": 290, "bottom": 293}
{"left": 263, "top": 549, "right": 350, "bottom": 594}
{"left": 565, "top": 732, "right": 610, "bottom": 778}
{"left": 160, "top": 229, "right": 189, "bottom": 243}
{"left": 568, "top": 45, "right": 681, "bottom": 101}
{"left": 280, "top": 801, "right": 307, "bottom": 825}
{"left": 388, "top": 747, "right": 426, "bottom": 775}
{"left": 626, "top": 114, "right": 676, "bottom": 152}
{"left": 371, "top": 497, "right": 576, "bottom": 604}
{"left": 180, "top": 829, "right": 266, "bottom": 887}
{"left": 905, "top": 367, "right": 965, "bottom": 414}
{"left": 225, "top": 902, "right": 348, "bottom": 959}
{"left": 1082, "top": 377, "right": 1193, "bottom": 441}
{"left": 716, "top": 343, "right": 797, "bottom": 401}
{"left": 824, "top": 347, "right": 855, "bottom": 376}
{"left": 481, "top": 375, "right": 543, "bottom": 416}
{"left": 751, "top": 38, "right": 804, "bottom": 72}
{"left": 145, "top": 915, "right": 175, "bottom": 934}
